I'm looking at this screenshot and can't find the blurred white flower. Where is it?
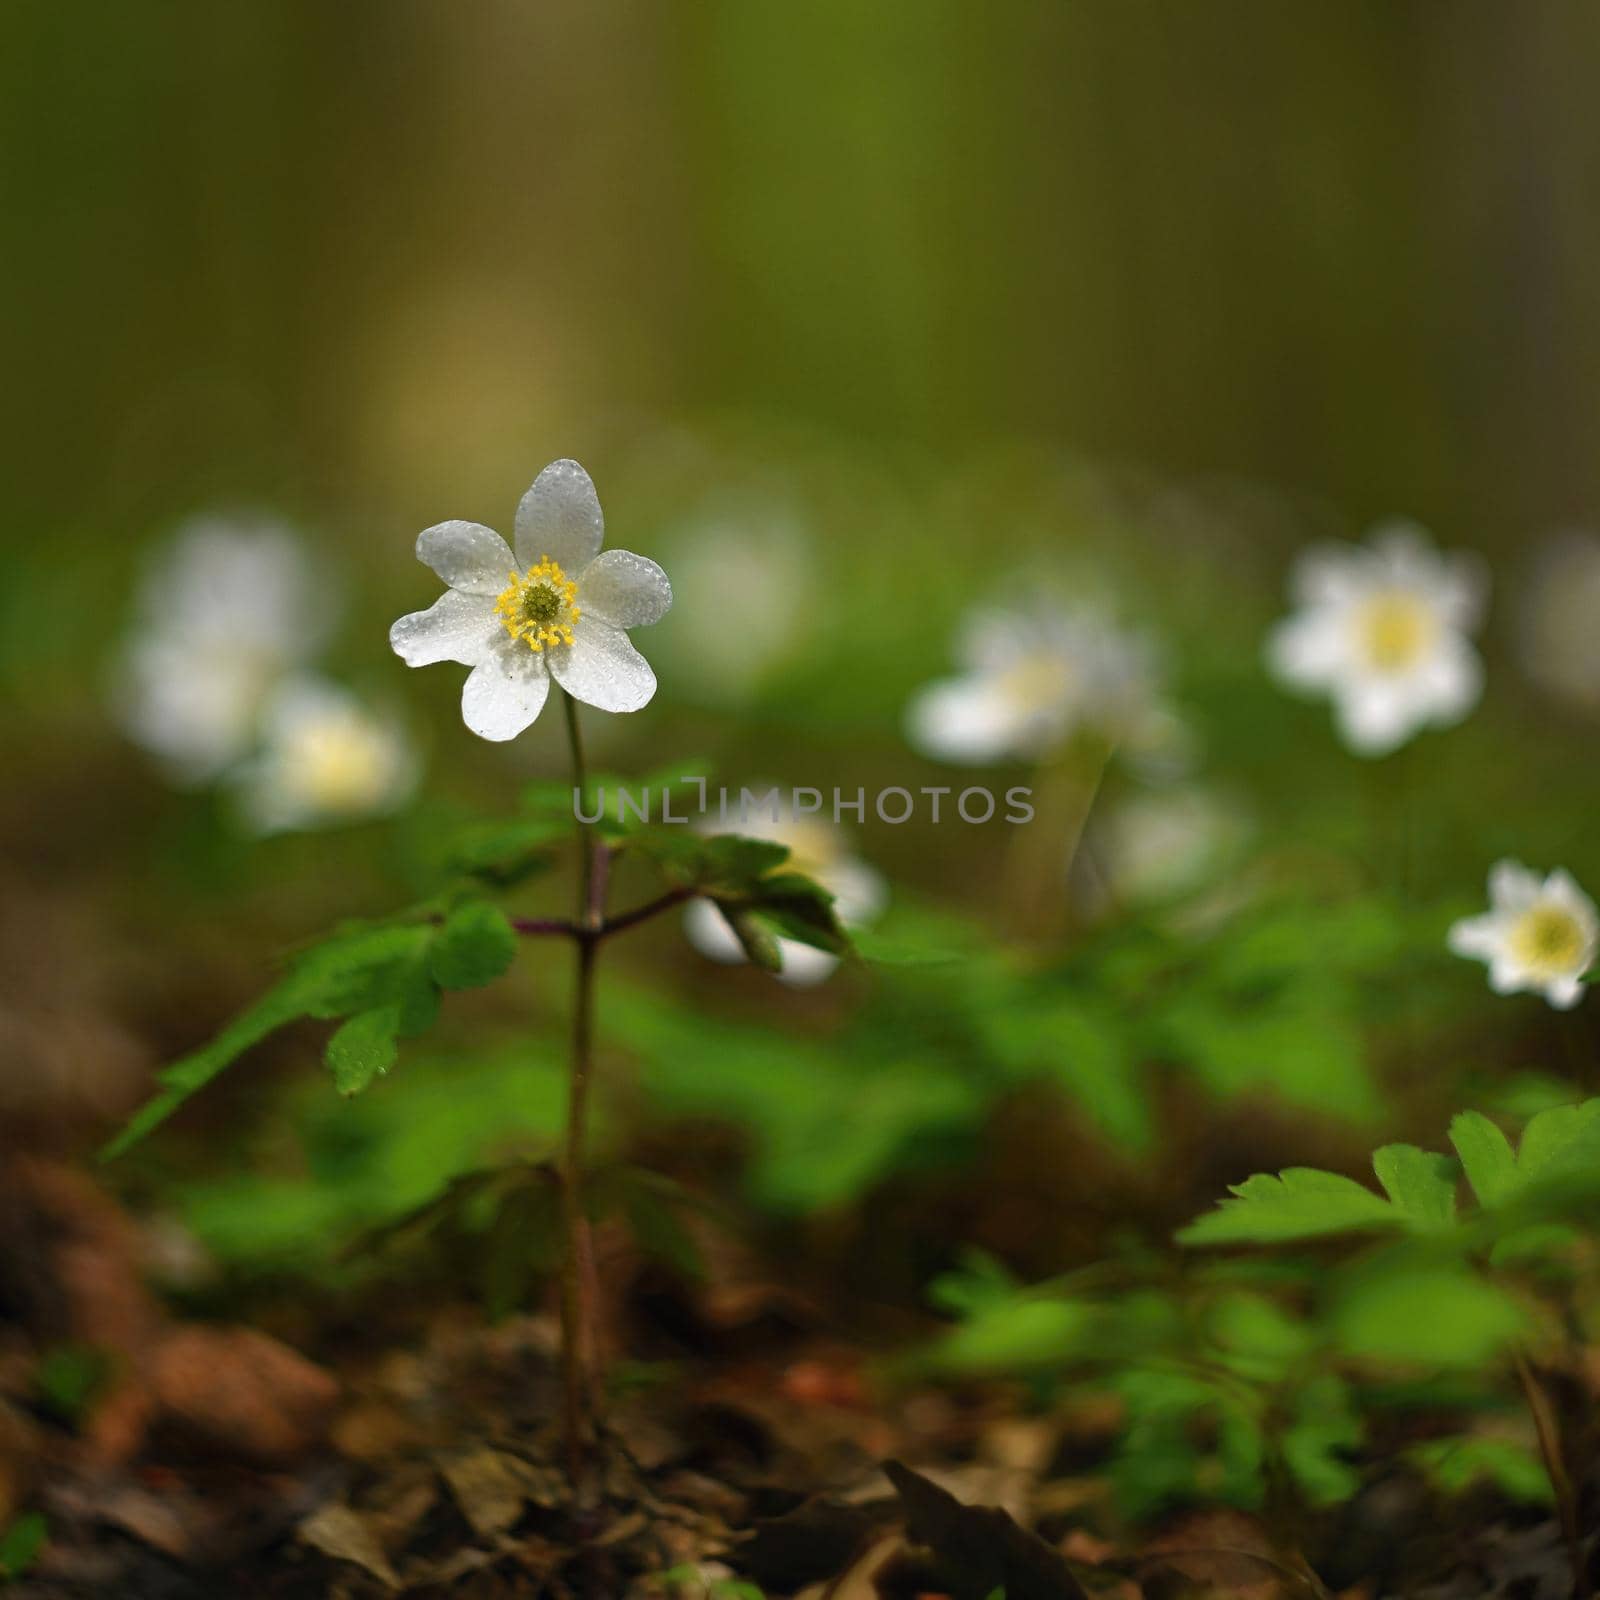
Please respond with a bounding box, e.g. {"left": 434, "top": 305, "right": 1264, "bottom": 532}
{"left": 1266, "top": 522, "right": 1486, "bottom": 757}
{"left": 235, "top": 676, "right": 417, "bottom": 834}
{"left": 684, "top": 813, "right": 886, "bottom": 986}
{"left": 1100, "top": 786, "right": 1249, "bottom": 905}
{"left": 905, "top": 600, "right": 1173, "bottom": 766}
{"left": 1520, "top": 531, "right": 1600, "bottom": 712}
{"left": 1448, "top": 861, "right": 1597, "bottom": 1009}
{"left": 390, "top": 459, "right": 670, "bottom": 741}
{"left": 655, "top": 509, "right": 814, "bottom": 703}
{"left": 115, "top": 516, "right": 331, "bottom": 782}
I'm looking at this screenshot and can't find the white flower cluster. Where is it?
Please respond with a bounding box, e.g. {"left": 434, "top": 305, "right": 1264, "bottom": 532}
{"left": 117, "top": 516, "right": 415, "bottom": 833}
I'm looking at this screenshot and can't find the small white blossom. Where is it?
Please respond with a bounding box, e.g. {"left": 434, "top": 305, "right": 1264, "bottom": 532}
{"left": 684, "top": 814, "right": 886, "bottom": 987}
{"left": 234, "top": 675, "right": 417, "bottom": 834}
{"left": 1266, "top": 522, "right": 1486, "bottom": 756}
{"left": 1448, "top": 861, "right": 1597, "bottom": 1009}
{"left": 115, "top": 516, "right": 330, "bottom": 782}
{"left": 905, "top": 600, "right": 1172, "bottom": 766}
{"left": 1100, "top": 786, "right": 1249, "bottom": 905}
{"left": 390, "top": 460, "right": 670, "bottom": 741}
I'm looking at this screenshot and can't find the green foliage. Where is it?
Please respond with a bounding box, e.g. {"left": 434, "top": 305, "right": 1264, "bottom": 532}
{"left": 105, "top": 902, "right": 529, "bottom": 1157}
{"left": 430, "top": 901, "right": 519, "bottom": 991}
{"left": 1406, "top": 1435, "right": 1553, "bottom": 1504}
{"left": 33, "top": 1346, "right": 110, "bottom": 1426}
{"left": 0, "top": 1514, "right": 46, "bottom": 1581}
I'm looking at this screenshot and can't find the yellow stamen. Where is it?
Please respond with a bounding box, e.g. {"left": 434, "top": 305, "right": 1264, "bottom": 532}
{"left": 494, "top": 555, "right": 581, "bottom": 652}
{"left": 1356, "top": 591, "right": 1435, "bottom": 673}
{"left": 1508, "top": 904, "right": 1587, "bottom": 976}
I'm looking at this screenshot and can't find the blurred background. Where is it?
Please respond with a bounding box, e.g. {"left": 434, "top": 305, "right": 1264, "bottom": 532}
{"left": 5, "top": 0, "right": 1600, "bottom": 1327}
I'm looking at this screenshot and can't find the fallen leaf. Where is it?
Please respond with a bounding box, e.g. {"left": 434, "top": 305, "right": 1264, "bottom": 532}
{"left": 298, "top": 1502, "right": 401, "bottom": 1591}
{"left": 883, "top": 1458, "right": 1091, "bottom": 1600}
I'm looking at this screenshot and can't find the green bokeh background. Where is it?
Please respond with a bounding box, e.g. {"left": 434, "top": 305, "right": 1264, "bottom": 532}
{"left": 4, "top": 1, "right": 1600, "bottom": 1299}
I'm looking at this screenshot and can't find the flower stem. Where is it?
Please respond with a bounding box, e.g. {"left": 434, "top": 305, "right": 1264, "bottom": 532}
{"left": 1513, "top": 1351, "right": 1583, "bottom": 1597}
{"left": 558, "top": 689, "right": 603, "bottom": 1506}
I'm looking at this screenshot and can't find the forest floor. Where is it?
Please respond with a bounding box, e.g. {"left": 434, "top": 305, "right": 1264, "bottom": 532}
{"left": 1, "top": 1156, "right": 1594, "bottom": 1600}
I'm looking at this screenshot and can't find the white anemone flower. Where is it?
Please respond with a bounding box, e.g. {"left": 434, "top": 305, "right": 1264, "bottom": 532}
{"left": 906, "top": 601, "right": 1170, "bottom": 766}
{"left": 1448, "top": 861, "right": 1597, "bottom": 1009}
{"left": 1266, "top": 522, "right": 1486, "bottom": 757}
{"left": 115, "top": 516, "right": 330, "bottom": 782}
{"left": 389, "top": 459, "right": 670, "bottom": 741}
{"left": 235, "top": 675, "right": 417, "bottom": 834}
{"left": 684, "top": 814, "right": 886, "bottom": 987}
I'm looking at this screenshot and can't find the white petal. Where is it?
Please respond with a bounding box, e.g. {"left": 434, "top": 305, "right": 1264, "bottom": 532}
{"left": 515, "top": 459, "right": 604, "bottom": 572}
{"left": 823, "top": 858, "right": 888, "bottom": 926}
{"left": 546, "top": 616, "right": 656, "bottom": 713}
{"left": 1265, "top": 611, "right": 1348, "bottom": 689}
{"left": 1542, "top": 868, "right": 1598, "bottom": 928}
{"left": 390, "top": 589, "right": 500, "bottom": 666}
{"left": 684, "top": 899, "right": 746, "bottom": 965}
{"left": 416, "top": 521, "right": 516, "bottom": 595}
{"left": 1488, "top": 860, "right": 1541, "bottom": 914}
{"left": 775, "top": 940, "right": 841, "bottom": 987}
{"left": 461, "top": 641, "right": 550, "bottom": 741}
{"left": 1334, "top": 679, "right": 1418, "bottom": 756}
{"left": 1488, "top": 955, "right": 1530, "bottom": 995}
{"left": 1289, "top": 542, "right": 1367, "bottom": 609}
{"left": 905, "top": 675, "right": 1027, "bottom": 764}
{"left": 1447, "top": 914, "right": 1505, "bottom": 960}
{"left": 577, "top": 549, "right": 672, "bottom": 629}
{"left": 1545, "top": 976, "right": 1586, "bottom": 1010}
{"left": 1412, "top": 637, "right": 1482, "bottom": 725}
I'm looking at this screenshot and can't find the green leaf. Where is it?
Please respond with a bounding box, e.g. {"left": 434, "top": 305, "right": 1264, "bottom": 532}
{"left": 0, "top": 1513, "right": 47, "bottom": 1579}
{"left": 446, "top": 817, "right": 564, "bottom": 885}
{"left": 719, "top": 904, "right": 784, "bottom": 973}
{"left": 1281, "top": 1375, "right": 1363, "bottom": 1507}
{"left": 1372, "top": 1144, "right": 1458, "bottom": 1231}
{"left": 104, "top": 921, "right": 442, "bottom": 1159}
{"left": 430, "top": 901, "right": 518, "bottom": 991}
{"left": 1517, "top": 1099, "right": 1600, "bottom": 1183}
{"left": 101, "top": 977, "right": 311, "bottom": 1159}
{"left": 1449, "top": 1112, "right": 1518, "bottom": 1207}
{"left": 1178, "top": 1168, "right": 1399, "bottom": 1246}
{"left": 1407, "top": 1435, "right": 1553, "bottom": 1504}
{"left": 326, "top": 1005, "right": 402, "bottom": 1095}
{"left": 1331, "top": 1261, "right": 1525, "bottom": 1368}
{"left": 742, "top": 872, "right": 849, "bottom": 956}
{"left": 631, "top": 828, "right": 790, "bottom": 892}
{"left": 482, "top": 1176, "right": 561, "bottom": 1321}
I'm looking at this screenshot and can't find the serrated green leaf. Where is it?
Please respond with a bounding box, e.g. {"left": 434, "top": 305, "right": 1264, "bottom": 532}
{"left": 101, "top": 976, "right": 312, "bottom": 1159}
{"left": 294, "top": 922, "right": 437, "bottom": 1019}
{"left": 1449, "top": 1111, "right": 1518, "bottom": 1208}
{"left": 430, "top": 901, "right": 518, "bottom": 991}
{"left": 326, "top": 1005, "right": 402, "bottom": 1095}
{"left": 1372, "top": 1144, "right": 1458, "bottom": 1231}
{"left": 1517, "top": 1099, "right": 1600, "bottom": 1183}
{"left": 1178, "top": 1168, "right": 1399, "bottom": 1246}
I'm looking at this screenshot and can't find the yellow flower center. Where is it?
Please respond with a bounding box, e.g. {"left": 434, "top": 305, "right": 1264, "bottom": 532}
{"left": 495, "top": 556, "right": 580, "bottom": 652}
{"left": 291, "top": 720, "right": 393, "bottom": 814}
{"left": 997, "top": 652, "right": 1070, "bottom": 714}
{"left": 1508, "top": 904, "right": 1588, "bottom": 976}
{"left": 1356, "top": 591, "right": 1435, "bottom": 673}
